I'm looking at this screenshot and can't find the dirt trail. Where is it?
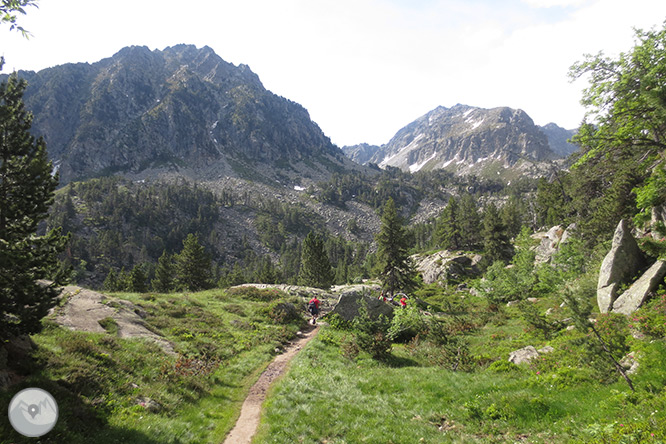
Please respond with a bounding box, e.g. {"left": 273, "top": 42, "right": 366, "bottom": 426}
{"left": 223, "top": 324, "right": 320, "bottom": 444}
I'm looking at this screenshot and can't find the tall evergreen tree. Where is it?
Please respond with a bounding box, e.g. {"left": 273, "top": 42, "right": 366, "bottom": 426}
{"left": 152, "top": 250, "right": 175, "bottom": 292}
{"left": 435, "top": 196, "right": 462, "bottom": 250}
{"left": 375, "top": 198, "right": 417, "bottom": 296}
{"left": 298, "top": 231, "right": 334, "bottom": 289}
{"left": 174, "top": 233, "right": 212, "bottom": 291}
{"left": 0, "top": 73, "right": 68, "bottom": 337}
{"left": 458, "top": 193, "right": 481, "bottom": 250}
{"left": 481, "top": 203, "right": 513, "bottom": 265}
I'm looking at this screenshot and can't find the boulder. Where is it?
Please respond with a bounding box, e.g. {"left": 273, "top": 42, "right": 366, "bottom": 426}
{"left": 508, "top": 346, "right": 539, "bottom": 365}
{"left": 597, "top": 220, "right": 645, "bottom": 313}
{"left": 534, "top": 225, "right": 564, "bottom": 264}
{"left": 534, "top": 224, "right": 577, "bottom": 264}
{"left": 412, "top": 250, "right": 481, "bottom": 285}
{"left": 328, "top": 291, "right": 394, "bottom": 322}
{"left": 612, "top": 260, "right": 666, "bottom": 315}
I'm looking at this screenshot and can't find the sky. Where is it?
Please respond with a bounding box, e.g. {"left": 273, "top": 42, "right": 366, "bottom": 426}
{"left": 2, "top": 0, "right": 666, "bottom": 147}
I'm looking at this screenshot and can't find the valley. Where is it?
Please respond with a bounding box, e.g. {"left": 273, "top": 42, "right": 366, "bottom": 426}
{"left": 3, "top": 23, "right": 666, "bottom": 444}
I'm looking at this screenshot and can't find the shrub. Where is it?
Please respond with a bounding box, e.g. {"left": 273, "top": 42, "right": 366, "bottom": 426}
{"left": 387, "top": 305, "right": 428, "bottom": 342}
{"left": 632, "top": 293, "right": 666, "bottom": 338}
{"left": 268, "top": 302, "right": 301, "bottom": 324}
{"left": 487, "top": 359, "right": 522, "bottom": 373}
{"left": 351, "top": 304, "right": 392, "bottom": 360}
{"left": 98, "top": 317, "right": 119, "bottom": 335}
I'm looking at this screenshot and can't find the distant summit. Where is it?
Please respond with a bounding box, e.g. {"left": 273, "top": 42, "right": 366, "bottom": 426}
{"left": 344, "top": 104, "right": 578, "bottom": 179}
{"left": 9, "top": 45, "right": 360, "bottom": 184}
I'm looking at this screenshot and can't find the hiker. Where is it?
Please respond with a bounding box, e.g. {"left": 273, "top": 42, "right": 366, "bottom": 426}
{"left": 307, "top": 296, "right": 320, "bottom": 325}
{"left": 399, "top": 295, "right": 408, "bottom": 308}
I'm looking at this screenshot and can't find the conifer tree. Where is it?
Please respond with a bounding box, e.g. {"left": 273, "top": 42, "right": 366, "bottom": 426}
{"left": 129, "top": 264, "right": 148, "bottom": 293}
{"left": 298, "top": 231, "right": 334, "bottom": 289}
{"left": 0, "top": 73, "right": 68, "bottom": 337}
{"left": 375, "top": 198, "right": 417, "bottom": 296}
{"left": 481, "top": 202, "right": 513, "bottom": 265}
{"left": 152, "top": 250, "right": 175, "bottom": 292}
{"left": 174, "top": 233, "right": 212, "bottom": 291}
{"left": 458, "top": 194, "right": 481, "bottom": 250}
{"left": 435, "top": 196, "right": 462, "bottom": 250}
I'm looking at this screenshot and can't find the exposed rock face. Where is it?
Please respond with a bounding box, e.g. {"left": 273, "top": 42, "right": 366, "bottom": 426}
{"left": 508, "top": 346, "right": 540, "bottom": 365}
{"left": 533, "top": 224, "right": 576, "bottom": 264}
{"left": 341, "top": 143, "right": 381, "bottom": 165}
{"left": 612, "top": 260, "right": 666, "bottom": 315}
{"left": 539, "top": 123, "right": 578, "bottom": 158}
{"left": 11, "top": 45, "right": 359, "bottom": 184}
{"left": 54, "top": 285, "right": 174, "bottom": 353}
{"left": 597, "top": 220, "right": 645, "bottom": 313}
{"left": 412, "top": 250, "right": 482, "bottom": 285}
{"left": 347, "top": 104, "right": 576, "bottom": 178}
{"left": 328, "top": 290, "right": 395, "bottom": 322}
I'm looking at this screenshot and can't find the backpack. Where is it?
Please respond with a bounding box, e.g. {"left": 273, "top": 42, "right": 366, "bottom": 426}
{"left": 308, "top": 300, "right": 317, "bottom": 312}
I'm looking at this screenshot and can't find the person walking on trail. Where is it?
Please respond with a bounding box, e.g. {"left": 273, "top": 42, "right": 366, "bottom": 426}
{"left": 399, "top": 295, "right": 408, "bottom": 308}
{"left": 308, "top": 296, "right": 321, "bottom": 325}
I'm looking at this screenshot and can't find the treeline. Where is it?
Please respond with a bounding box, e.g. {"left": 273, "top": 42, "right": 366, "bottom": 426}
{"left": 47, "top": 176, "right": 374, "bottom": 291}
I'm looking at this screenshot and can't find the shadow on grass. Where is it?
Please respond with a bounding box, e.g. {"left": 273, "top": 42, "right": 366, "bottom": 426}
{"left": 1, "top": 377, "right": 181, "bottom": 444}
{"left": 383, "top": 354, "right": 420, "bottom": 368}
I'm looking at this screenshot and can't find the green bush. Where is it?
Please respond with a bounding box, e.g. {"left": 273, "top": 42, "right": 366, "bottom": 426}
{"left": 487, "top": 359, "right": 522, "bottom": 373}
{"left": 387, "top": 305, "right": 428, "bottom": 342}
{"left": 632, "top": 293, "right": 666, "bottom": 338}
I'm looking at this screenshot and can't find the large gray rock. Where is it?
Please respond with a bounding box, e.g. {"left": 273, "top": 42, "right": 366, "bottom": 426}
{"left": 328, "top": 291, "right": 394, "bottom": 322}
{"left": 412, "top": 250, "right": 482, "bottom": 285}
{"left": 597, "top": 220, "right": 645, "bottom": 313}
{"left": 612, "top": 261, "right": 666, "bottom": 315}
{"left": 533, "top": 223, "right": 577, "bottom": 264}
{"left": 508, "top": 346, "right": 540, "bottom": 365}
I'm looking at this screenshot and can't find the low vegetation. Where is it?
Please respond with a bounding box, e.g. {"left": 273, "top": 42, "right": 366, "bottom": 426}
{"left": 0, "top": 287, "right": 305, "bottom": 443}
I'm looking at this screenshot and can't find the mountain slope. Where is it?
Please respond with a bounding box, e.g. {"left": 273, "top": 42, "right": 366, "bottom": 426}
{"left": 345, "top": 104, "right": 577, "bottom": 179}
{"left": 12, "top": 45, "right": 358, "bottom": 184}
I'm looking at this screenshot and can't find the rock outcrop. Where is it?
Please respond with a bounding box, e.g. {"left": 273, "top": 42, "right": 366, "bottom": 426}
{"left": 597, "top": 220, "right": 645, "bottom": 313}
{"left": 612, "top": 260, "right": 666, "bottom": 315}
{"left": 328, "top": 291, "right": 395, "bottom": 322}
{"left": 349, "top": 104, "right": 575, "bottom": 179}
{"left": 412, "top": 250, "right": 482, "bottom": 285}
{"left": 54, "top": 285, "right": 174, "bottom": 354}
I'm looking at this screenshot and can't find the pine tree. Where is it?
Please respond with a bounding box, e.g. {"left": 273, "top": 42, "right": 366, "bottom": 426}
{"left": 298, "top": 231, "right": 334, "bottom": 289}
{"left": 0, "top": 73, "right": 68, "bottom": 337}
{"left": 375, "top": 198, "right": 417, "bottom": 296}
{"left": 129, "top": 264, "right": 148, "bottom": 293}
{"left": 152, "top": 250, "right": 175, "bottom": 292}
{"left": 435, "top": 196, "right": 462, "bottom": 250}
{"left": 458, "top": 194, "right": 481, "bottom": 250}
{"left": 174, "top": 233, "right": 212, "bottom": 291}
{"left": 481, "top": 203, "right": 513, "bottom": 265}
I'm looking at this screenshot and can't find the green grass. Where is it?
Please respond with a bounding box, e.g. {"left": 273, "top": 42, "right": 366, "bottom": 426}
{"left": 0, "top": 287, "right": 305, "bottom": 443}
{"left": 3, "top": 286, "right": 666, "bottom": 443}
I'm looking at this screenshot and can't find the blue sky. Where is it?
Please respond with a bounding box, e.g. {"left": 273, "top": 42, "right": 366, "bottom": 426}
{"left": 3, "top": 0, "right": 666, "bottom": 146}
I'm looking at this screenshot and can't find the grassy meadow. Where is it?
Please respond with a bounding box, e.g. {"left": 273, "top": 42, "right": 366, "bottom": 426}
{"left": 0, "top": 287, "right": 305, "bottom": 443}
{"left": 2, "top": 283, "right": 666, "bottom": 443}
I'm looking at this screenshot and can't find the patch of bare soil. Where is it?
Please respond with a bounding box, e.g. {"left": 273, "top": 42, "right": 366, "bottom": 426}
{"left": 223, "top": 325, "right": 320, "bottom": 444}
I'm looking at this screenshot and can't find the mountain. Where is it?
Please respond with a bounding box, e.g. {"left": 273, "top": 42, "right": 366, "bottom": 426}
{"left": 9, "top": 44, "right": 359, "bottom": 185}
{"left": 344, "top": 104, "right": 578, "bottom": 179}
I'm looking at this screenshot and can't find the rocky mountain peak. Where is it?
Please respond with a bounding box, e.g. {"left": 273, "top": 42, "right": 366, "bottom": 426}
{"left": 349, "top": 104, "right": 577, "bottom": 179}
{"left": 10, "top": 45, "right": 358, "bottom": 185}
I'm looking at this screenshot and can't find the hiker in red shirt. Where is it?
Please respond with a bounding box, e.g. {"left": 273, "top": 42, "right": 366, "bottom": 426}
{"left": 399, "top": 295, "right": 407, "bottom": 308}
{"left": 308, "top": 296, "right": 321, "bottom": 325}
